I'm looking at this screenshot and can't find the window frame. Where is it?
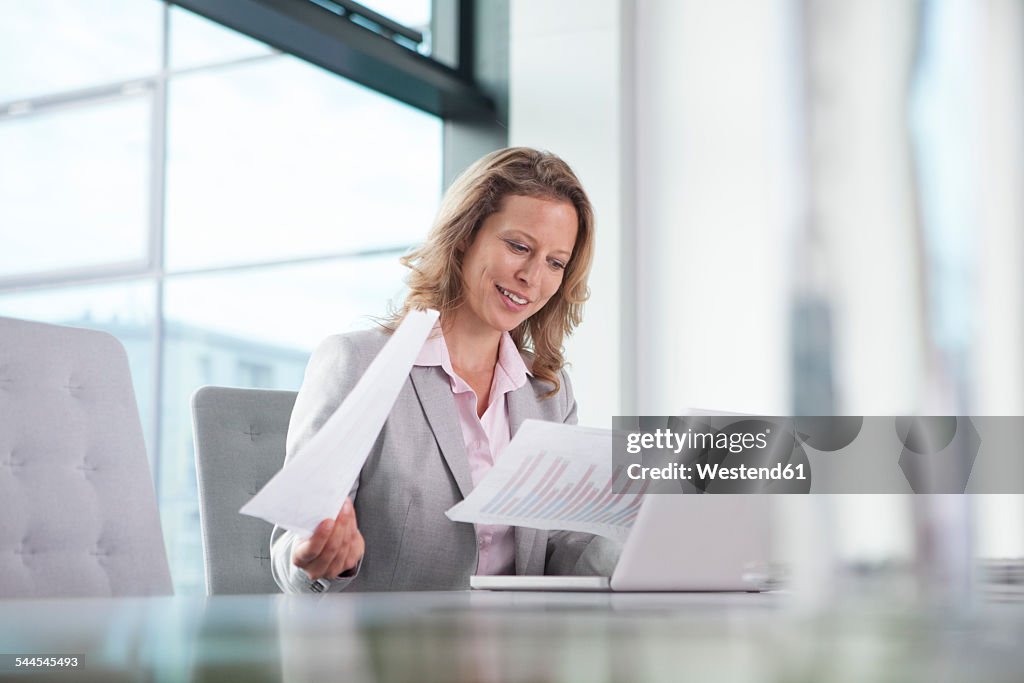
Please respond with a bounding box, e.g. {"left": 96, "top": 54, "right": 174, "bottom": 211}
{"left": 169, "top": 0, "right": 495, "bottom": 121}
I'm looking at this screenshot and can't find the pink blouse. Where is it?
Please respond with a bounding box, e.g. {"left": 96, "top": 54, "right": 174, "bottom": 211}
{"left": 414, "top": 327, "right": 530, "bottom": 575}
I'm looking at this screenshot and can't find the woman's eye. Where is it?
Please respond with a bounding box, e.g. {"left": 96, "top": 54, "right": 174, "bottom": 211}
{"left": 550, "top": 260, "right": 566, "bottom": 270}
{"left": 507, "top": 241, "right": 528, "bottom": 253}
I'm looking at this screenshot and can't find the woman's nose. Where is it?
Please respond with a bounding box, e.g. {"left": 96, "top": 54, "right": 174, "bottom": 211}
{"left": 516, "top": 258, "right": 542, "bottom": 286}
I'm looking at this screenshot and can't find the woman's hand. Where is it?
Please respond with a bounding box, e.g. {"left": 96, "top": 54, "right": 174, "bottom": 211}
{"left": 291, "top": 497, "right": 365, "bottom": 581}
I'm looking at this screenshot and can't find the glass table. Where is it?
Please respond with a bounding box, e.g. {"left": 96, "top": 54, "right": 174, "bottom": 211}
{"left": 1, "top": 590, "right": 1022, "bottom": 682}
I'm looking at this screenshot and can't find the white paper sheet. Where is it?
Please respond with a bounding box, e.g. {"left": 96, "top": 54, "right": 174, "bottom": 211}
{"left": 240, "top": 308, "right": 439, "bottom": 535}
{"left": 446, "top": 420, "right": 648, "bottom": 540}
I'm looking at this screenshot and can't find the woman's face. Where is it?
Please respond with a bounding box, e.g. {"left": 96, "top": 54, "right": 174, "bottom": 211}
{"left": 457, "top": 194, "right": 578, "bottom": 335}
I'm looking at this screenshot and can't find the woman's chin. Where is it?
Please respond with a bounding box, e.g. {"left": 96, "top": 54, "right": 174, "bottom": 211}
{"left": 490, "top": 312, "right": 527, "bottom": 333}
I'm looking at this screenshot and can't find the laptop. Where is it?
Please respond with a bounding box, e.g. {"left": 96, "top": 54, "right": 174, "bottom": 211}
{"left": 470, "top": 494, "right": 775, "bottom": 592}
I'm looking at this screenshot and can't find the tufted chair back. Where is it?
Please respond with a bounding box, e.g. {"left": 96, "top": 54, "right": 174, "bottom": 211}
{"left": 0, "top": 317, "right": 173, "bottom": 597}
{"left": 191, "top": 386, "right": 296, "bottom": 594}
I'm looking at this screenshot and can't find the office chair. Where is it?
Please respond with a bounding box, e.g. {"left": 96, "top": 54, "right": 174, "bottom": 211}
{"left": 0, "top": 316, "right": 173, "bottom": 597}
{"left": 191, "top": 386, "right": 296, "bottom": 594}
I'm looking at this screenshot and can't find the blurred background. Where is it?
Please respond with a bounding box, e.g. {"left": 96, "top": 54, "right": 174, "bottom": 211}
{"left": 1, "top": 0, "right": 1021, "bottom": 595}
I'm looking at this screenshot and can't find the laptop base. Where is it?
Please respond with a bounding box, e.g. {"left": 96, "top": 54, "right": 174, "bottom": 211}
{"left": 470, "top": 575, "right": 611, "bottom": 592}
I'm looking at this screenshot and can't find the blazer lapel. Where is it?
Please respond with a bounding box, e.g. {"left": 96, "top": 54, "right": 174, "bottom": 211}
{"left": 507, "top": 381, "right": 541, "bottom": 436}
{"left": 409, "top": 366, "right": 474, "bottom": 500}
{"left": 508, "top": 382, "right": 541, "bottom": 574}
{"left": 410, "top": 368, "right": 546, "bottom": 573}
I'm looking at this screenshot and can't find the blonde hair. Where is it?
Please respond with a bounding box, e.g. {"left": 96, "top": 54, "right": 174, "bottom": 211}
{"left": 383, "top": 147, "right": 595, "bottom": 397}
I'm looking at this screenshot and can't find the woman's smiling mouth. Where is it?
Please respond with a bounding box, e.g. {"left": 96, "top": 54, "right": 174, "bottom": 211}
{"left": 496, "top": 285, "right": 530, "bottom": 310}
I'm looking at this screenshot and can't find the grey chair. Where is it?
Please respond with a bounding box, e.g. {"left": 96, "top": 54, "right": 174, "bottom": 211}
{"left": 0, "top": 316, "right": 173, "bottom": 598}
{"left": 191, "top": 386, "right": 296, "bottom": 594}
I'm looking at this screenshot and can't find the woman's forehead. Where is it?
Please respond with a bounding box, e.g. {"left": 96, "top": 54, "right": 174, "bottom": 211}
{"left": 487, "top": 195, "right": 577, "bottom": 242}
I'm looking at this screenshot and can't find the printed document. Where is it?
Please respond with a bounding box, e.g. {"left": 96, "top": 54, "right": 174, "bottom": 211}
{"left": 446, "top": 420, "right": 647, "bottom": 540}
{"left": 240, "top": 308, "right": 439, "bottom": 535}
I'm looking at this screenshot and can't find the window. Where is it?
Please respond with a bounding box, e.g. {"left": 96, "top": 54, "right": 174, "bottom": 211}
{"left": 0, "top": 96, "right": 152, "bottom": 279}
{"left": 0, "top": 0, "right": 162, "bottom": 103}
{"left": 236, "top": 362, "right": 274, "bottom": 388}
{"left": 164, "top": 56, "right": 440, "bottom": 271}
{"left": 0, "top": 1, "right": 444, "bottom": 594}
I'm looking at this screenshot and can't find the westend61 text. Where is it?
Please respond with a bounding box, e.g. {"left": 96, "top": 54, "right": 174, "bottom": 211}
{"left": 626, "top": 462, "right": 807, "bottom": 481}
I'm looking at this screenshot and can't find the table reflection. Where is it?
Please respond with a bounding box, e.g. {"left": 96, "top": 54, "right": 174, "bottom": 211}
{"left": 1, "top": 591, "right": 1023, "bottom": 682}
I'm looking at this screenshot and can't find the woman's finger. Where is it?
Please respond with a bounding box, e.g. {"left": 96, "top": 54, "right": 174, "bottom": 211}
{"left": 292, "top": 518, "right": 334, "bottom": 568}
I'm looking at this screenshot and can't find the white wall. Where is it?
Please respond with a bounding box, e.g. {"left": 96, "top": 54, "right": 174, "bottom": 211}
{"left": 973, "top": 0, "right": 1024, "bottom": 416}
{"left": 972, "top": 0, "right": 1024, "bottom": 558}
{"left": 510, "top": 0, "right": 634, "bottom": 426}
{"left": 510, "top": 0, "right": 796, "bottom": 425}
{"left": 633, "top": 0, "right": 797, "bottom": 415}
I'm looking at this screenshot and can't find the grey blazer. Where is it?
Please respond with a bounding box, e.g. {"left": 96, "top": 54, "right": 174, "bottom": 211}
{"left": 270, "top": 329, "right": 620, "bottom": 593}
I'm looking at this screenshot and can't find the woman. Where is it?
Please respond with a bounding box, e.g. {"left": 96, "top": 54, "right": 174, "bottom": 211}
{"left": 270, "top": 147, "right": 619, "bottom": 592}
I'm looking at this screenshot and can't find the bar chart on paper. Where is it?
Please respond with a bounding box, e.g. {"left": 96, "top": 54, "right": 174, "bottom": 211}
{"left": 446, "top": 421, "right": 647, "bottom": 540}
